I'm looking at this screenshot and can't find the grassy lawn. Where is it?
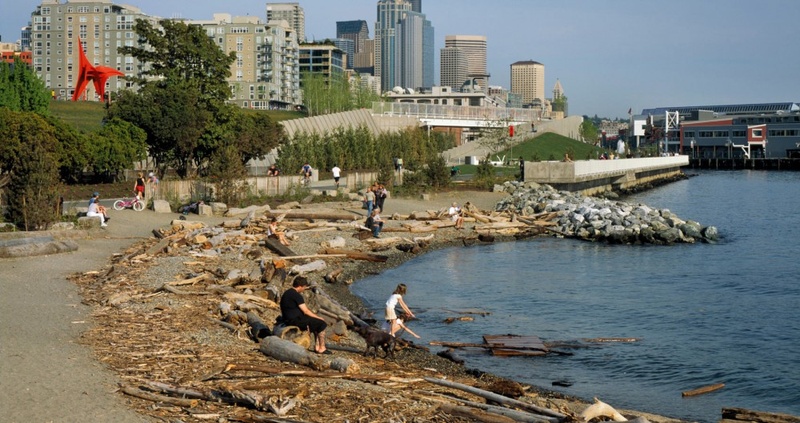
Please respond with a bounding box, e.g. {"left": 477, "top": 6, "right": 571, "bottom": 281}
{"left": 499, "top": 132, "right": 604, "bottom": 162}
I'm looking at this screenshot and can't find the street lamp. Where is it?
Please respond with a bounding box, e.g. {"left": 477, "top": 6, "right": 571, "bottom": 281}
{"left": 726, "top": 138, "right": 732, "bottom": 159}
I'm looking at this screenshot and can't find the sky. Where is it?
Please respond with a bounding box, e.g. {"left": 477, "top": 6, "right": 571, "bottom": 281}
{"left": 2, "top": 0, "right": 799, "bottom": 118}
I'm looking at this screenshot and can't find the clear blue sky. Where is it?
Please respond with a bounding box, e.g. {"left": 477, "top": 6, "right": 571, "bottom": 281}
{"left": 2, "top": 0, "right": 799, "bottom": 118}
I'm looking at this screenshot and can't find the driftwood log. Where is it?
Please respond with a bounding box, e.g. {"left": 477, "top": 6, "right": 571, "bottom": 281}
{"left": 721, "top": 407, "right": 800, "bottom": 423}
{"left": 246, "top": 312, "right": 272, "bottom": 341}
{"left": 265, "top": 210, "right": 359, "bottom": 221}
{"left": 578, "top": 397, "right": 628, "bottom": 422}
{"left": 320, "top": 248, "right": 388, "bottom": 262}
{"left": 258, "top": 336, "right": 358, "bottom": 373}
{"left": 424, "top": 377, "right": 563, "bottom": 422}
{"left": 681, "top": 382, "right": 724, "bottom": 397}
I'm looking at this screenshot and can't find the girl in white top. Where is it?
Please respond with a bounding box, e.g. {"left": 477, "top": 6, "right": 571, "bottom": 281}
{"left": 385, "top": 283, "right": 416, "bottom": 337}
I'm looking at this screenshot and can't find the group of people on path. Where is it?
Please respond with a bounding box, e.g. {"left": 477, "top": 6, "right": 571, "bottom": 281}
{"left": 278, "top": 278, "right": 420, "bottom": 356}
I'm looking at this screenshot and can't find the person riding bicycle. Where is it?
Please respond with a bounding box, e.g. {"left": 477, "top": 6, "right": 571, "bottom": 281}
{"left": 300, "top": 163, "right": 312, "bottom": 185}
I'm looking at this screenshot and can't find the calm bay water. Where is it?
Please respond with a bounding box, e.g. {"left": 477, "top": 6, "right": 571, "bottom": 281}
{"left": 352, "top": 170, "right": 800, "bottom": 423}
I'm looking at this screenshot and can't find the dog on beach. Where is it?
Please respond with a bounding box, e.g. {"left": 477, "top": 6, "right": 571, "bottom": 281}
{"left": 351, "top": 324, "right": 396, "bottom": 359}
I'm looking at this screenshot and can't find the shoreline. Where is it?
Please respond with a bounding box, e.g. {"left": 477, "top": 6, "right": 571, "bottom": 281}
{"left": 2, "top": 189, "right": 688, "bottom": 422}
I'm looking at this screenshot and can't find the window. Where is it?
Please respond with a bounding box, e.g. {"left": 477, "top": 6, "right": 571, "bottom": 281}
{"left": 752, "top": 129, "right": 763, "bottom": 137}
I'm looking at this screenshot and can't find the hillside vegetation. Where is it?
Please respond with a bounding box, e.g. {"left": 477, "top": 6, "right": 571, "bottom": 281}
{"left": 49, "top": 99, "right": 306, "bottom": 133}
{"left": 503, "top": 132, "right": 604, "bottom": 162}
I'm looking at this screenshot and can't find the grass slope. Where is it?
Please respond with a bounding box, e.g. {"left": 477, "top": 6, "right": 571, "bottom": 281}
{"left": 504, "top": 132, "right": 603, "bottom": 162}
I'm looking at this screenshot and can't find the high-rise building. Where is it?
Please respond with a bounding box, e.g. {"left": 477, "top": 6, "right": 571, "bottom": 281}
{"left": 444, "top": 35, "right": 487, "bottom": 88}
{"left": 266, "top": 3, "right": 305, "bottom": 43}
{"left": 510, "top": 60, "right": 545, "bottom": 105}
{"left": 375, "top": 0, "right": 433, "bottom": 92}
{"left": 331, "top": 38, "right": 354, "bottom": 69}
{"left": 439, "top": 47, "right": 467, "bottom": 91}
{"left": 29, "top": 0, "right": 153, "bottom": 100}
{"left": 354, "top": 38, "right": 374, "bottom": 75}
{"left": 336, "top": 20, "right": 368, "bottom": 55}
{"left": 409, "top": 0, "right": 422, "bottom": 13}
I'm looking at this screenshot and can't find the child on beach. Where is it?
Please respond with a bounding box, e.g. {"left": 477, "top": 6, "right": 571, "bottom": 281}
{"left": 385, "top": 284, "right": 418, "bottom": 337}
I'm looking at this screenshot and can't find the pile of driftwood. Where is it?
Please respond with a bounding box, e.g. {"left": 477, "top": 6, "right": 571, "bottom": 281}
{"left": 67, "top": 205, "right": 680, "bottom": 422}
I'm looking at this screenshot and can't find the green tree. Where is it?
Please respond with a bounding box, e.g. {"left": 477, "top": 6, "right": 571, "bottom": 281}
{"left": 552, "top": 94, "right": 568, "bottom": 114}
{"left": 0, "top": 109, "right": 61, "bottom": 229}
{"left": 579, "top": 120, "right": 599, "bottom": 145}
{"left": 118, "top": 19, "right": 235, "bottom": 105}
{"left": 44, "top": 115, "right": 91, "bottom": 183}
{"left": 227, "top": 110, "right": 286, "bottom": 165}
{"left": 87, "top": 117, "right": 147, "bottom": 180}
{"left": 112, "top": 19, "right": 236, "bottom": 177}
{"left": 0, "top": 58, "right": 50, "bottom": 114}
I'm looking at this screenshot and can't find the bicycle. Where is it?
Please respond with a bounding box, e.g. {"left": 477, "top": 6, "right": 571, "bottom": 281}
{"left": 113, "top": 194, "right": 145, "bottom": 211}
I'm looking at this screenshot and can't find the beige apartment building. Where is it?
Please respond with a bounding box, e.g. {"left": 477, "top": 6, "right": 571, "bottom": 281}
{"left": 29, "top": 0, "right": 155, "bottom": 100}
{"left": 199, "top": 14, "right": 301, "bottom": 109}
{"left": 439, "top": 47, "right": 467, "bottom": 91}
{"left": 28, "top": 1, "right": 302, "bottom": 108}
{"left": 510, "top": 60, "right": 545, "bottom": 106}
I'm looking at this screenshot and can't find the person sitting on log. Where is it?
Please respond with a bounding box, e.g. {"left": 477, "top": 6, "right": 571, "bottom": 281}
{"left": 365, "top": 208, "right": 383, "bottom": 238}
{"left": 267, "top": 217, "right": 289, "bottom": 246}
{"left": 449, "top": 202, "right": 464, "bottom": 229}
{"left": 279, "top": 277, "right": 329, "bottom": 354}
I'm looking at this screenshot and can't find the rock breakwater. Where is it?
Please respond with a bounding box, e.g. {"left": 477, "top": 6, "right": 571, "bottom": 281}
{"left": 495, "top": 181, "right": 719, "bottom": 245}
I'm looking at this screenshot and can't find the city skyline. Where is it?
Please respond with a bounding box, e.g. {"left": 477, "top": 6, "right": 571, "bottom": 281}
{"left": 2, "top": 0, "right": 799, "bottom": 118}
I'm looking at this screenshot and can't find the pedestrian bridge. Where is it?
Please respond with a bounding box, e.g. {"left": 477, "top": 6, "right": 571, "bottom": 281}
{"left": 524, "top": 156, "right": 689, "bottom": 195}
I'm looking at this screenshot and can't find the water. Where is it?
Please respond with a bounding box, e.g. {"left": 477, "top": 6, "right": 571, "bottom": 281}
{"left": 352, "top": 170, "right": 800, "bottom": 423}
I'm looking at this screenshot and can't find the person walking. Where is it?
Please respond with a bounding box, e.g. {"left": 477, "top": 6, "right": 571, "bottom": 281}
{"left": 375, "top": 184, "right": 387, "bottom": 213}
{"left": 364, "top": 186, "right": 375, "bottom": 217}
{"left": 134, "top": 173, "right": 146, "bottom": 200}
{"left": 331, "top": 165, "right": 341, "bottom": 188}
{"left": 147, "top": 172, "right": 159, "bottom": 201}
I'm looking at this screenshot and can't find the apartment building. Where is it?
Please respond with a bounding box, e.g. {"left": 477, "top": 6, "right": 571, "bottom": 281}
{"left": 298, "top": 44, "right": 346, "bottom": 84}
{"left": 198, "top": 14, "right": 301, "bottom": 110}
{"left": 266, "top": 3, "right": 305, "bottom": 43}
{"left": 29, "top": 0, "right": 155, "bottom": 100}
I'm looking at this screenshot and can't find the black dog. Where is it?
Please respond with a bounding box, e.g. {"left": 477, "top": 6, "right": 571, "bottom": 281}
{"left": 352, "top": 324, "right": 395, "bottom": 359}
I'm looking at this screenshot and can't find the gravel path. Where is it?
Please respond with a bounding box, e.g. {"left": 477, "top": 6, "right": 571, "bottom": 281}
{"left": 0, "top": 207, "right": 226, "bottom": 423}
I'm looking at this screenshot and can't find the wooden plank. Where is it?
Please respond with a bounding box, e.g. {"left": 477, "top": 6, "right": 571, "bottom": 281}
{"left": 483, "top": 334, "right": 546, "bottom": 350}
{"left": 682, "top": 383, "right": 724, "bottom": 397}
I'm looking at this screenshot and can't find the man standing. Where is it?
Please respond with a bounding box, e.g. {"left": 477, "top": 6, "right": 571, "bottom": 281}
{"left": 364, "top": 186, "right": 375, "bottom": 217}
{"left": 331, "top": 164, "right": 341, "bottom": 188}
{"left": 279, "top": 277, "right": 329, "bottom": 354}
{"left": 147, "top": 172, "right": 159, "bottom": 200}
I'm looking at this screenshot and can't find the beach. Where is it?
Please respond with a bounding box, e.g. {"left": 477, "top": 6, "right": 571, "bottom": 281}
{"left": 0, "top": 189, "right": 683, "bottom": 423}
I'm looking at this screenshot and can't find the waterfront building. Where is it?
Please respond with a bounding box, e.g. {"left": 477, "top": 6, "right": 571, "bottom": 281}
{"left": 375, "top": 0, "right": 433, "bottom": 92}
{"left": 439, "top": 47, "right": 467, "bottom": 92}
{"left": 444, "top": 35, "right": 487, "bottom": 88}
{"left": 28, "top": 0, "right": 155, "bottom": 101}
{"left": 635, "top": 103, "right": 800, "bottom": 158}
{"left": 510, "top": 60, "right": 545, "bottom": 106}
{"left": 266, "top": 3, "right": 305, "bottom": 43}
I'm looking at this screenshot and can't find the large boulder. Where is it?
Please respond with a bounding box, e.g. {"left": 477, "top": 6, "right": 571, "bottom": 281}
{"left": 153, "top": 199, "right": 171, "bottom": 213}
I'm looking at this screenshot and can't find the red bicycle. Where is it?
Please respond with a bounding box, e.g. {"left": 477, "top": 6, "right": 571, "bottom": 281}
{"left": 113, "top": 194, "right": 145, "bottom": 211}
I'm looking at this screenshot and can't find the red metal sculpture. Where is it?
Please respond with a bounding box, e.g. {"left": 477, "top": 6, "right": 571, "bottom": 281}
{"left": 71, "top": 37, "right": 125, "bottom": 101}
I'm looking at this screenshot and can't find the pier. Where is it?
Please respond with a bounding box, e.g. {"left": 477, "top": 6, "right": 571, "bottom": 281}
{"left": 523, "top": 156, "right": 688, "bottom": 196}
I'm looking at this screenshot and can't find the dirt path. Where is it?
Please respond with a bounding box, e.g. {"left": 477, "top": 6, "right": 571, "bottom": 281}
{"left": 0, "top": 207, "right": 226, "bottom": 423}
{"left": 0, "top": 190, "right": 506, "bottom": 422}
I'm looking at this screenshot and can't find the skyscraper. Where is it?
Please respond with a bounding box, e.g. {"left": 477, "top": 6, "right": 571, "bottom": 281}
{"left": 510, "top": 60, "right": 545, "bottom": 105}
{"left": 409, "top": 0, "right": 422, "bottom": 13}
{"left": 375, "top": 0, "right": 433, "bottom": 92}
{"left": 336, "top": 20, "right": 369, "bottom": 69}
{"left": 266, "top": 3, "right": 305, "bottom": 43}
{"left": 440, "top": 47, "right": 467, "bottom": 91}
{"left": 444, "top": 35, "right": 487, "bottom": 88}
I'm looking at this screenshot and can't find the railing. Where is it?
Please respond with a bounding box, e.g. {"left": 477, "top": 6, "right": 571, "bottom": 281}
{"left": 372, "top": 102, "right": 539, "bottom": 122}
